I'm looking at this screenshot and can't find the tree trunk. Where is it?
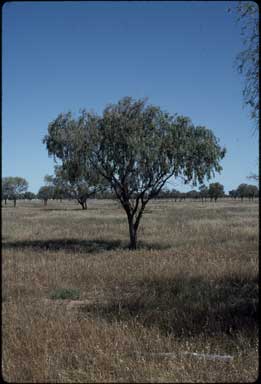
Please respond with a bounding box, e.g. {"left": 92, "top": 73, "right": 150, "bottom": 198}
{"left": 79, "top": 201, "right": 87, "bottom": 210}
{"left": 13, "top": 199, "right": 16, "bottom": 207}
{"left": 4, "top": 198, "right": 7, "bottom": 205}
{"left": 44, "top": 199, "right": 47, "bottom": 206}
{"left": 128, "top": 216, "right": 137, "bottom": 250}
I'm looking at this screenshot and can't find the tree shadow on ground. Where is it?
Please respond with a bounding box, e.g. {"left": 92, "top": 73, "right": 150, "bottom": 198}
{"left": 37, "top": 207, "right": 84, "bottom": 211}
{"left": 2, "top": 239, "right": 123, "bottom": 253}
{"left": 79, "top": 274, "right": 258, "bottom": 338}
{"left": 2, "top": 238, "right": 171, "bottom": 253}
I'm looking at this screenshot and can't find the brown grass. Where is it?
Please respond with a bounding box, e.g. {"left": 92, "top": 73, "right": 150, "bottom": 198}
{"left": 2, "top": 198, "right": 259, "bottom": 382}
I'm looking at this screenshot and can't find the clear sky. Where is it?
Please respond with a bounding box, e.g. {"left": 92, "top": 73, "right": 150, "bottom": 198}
{"left": 2, "top": 1, "right": 259, "bottom": 193}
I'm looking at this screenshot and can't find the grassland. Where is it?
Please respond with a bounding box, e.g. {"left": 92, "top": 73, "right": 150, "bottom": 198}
{"left": 2, "top": 198, "right": 259, "bottom": 382}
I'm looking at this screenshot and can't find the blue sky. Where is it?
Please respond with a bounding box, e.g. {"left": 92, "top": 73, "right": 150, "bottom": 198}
{"left": 2, "top": 1, "right": 259, "bottom": 193}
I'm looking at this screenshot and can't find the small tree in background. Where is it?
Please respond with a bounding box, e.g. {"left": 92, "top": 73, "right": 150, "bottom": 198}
{"left": 171, "top": 189, "right": 181, "bottom": 202}
{"left": 229, "top": 189, "right": 238, "bottom": 200}
{"left": 199, "top": 184, "right": 209, "bottom": 202}
{"left": 179, "top": 192, "right": 186, "bottom": 202}
{"left": 208, "top": 182, "right": 225, "bottom": 202}
{"left": 44, "top": 97, "right": 226, "bottom": 249}
{"left": 43, "top": 112, "right": 106, "bottom": 210}
{"left": 23, "top": 191, "right": 36, "bottom": 200}
{"left": 246, "top": 184, "right": 258, "bottom": 200}
{"left": 2, "top": 178, "right": 11, "bottom": 205}
{"left": 52, "top": 165, "right": 100, "bottom": 210}
{"left": 37, "top": 185, "right": 54, "bottom": 206}
{"left": 2, "top": 177, "right": 28, "bottom": 207}
{"left": 187, "top": 190, "right": 199, "bottom": 200}
{"left": 236, "top": 183, "right": 249, "bottom": 201}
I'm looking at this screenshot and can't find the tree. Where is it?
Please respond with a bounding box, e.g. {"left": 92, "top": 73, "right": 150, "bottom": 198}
{"left": 199, "top": 184, "right": 209, "bottom": 202}
{"left": 2, "top": 177, "right": 28, "bottom": 207}
{"left": 229, "top": 189, "right": 238, "bottom": 199}
{"left": 52, "top": 165, "right": 99, "bottom": 210}
{"left": 43, "top": 112, "right": 105, "bottom": 210}
{"left": 2, "top": 178, "right": 11, "bottom": 205}
{"left": 179, "top": 192, "right": 186, "bottom": 202}
{"left": 246, "top": 184, "right": 258, "bottom": 200}
{"left": 37, "top": 185, "right": 54, "bottom": 206}
{"left": 187, "top": 190, "right": 199, "bottom": 200}
{"left": 42, "top": 173, "right": 66, "bottom": 202}
{"left": 235, "top": 183, "right": 258, "bottom": 201}
{"left": 236, "top": 183, "right": 249, "bottom": 200}
{"left": 232, "top": 2, "right": 259, "bottom": 131}
{"left": 208, "top": 182, "right": 225, "bottom": 202}
{"left": 170, "top": 189, "right": 181, "bottom": 202}
{"left": 44, "top": 97, "right": 226, "bottom": 249}
{"left": 23, "top": 191, "right": 36, "bottom": 200}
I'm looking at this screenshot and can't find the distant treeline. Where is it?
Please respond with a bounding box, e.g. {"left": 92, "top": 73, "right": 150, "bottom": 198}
{"left": 2, "top": 177, "right": 259, "bottom": 207}
{"left": 155, "top": 183, "right": 259, "bottom": 201}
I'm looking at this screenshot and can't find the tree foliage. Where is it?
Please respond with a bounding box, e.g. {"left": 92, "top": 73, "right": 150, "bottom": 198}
{"left": 43, "top": 113, "right": 105, "bottom": 209}
{"left": 53, "top": 165, "right": 99, "bottom": 209}
{"left": 233, "top": 1, "right": 259, "bottom": 130}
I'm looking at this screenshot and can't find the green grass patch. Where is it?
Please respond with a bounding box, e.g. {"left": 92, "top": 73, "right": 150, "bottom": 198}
{"left": 49, "top": 288, "right": 80, "bottom": 300}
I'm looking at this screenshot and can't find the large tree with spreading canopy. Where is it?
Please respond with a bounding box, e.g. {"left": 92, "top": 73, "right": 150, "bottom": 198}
{"left": 44, "top": 97, "right": 226, "bottom": 249}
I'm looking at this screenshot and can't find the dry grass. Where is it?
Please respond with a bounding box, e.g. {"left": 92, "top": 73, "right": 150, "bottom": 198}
{"left": 2, "top": 198, "right": 259, "bottom": 382}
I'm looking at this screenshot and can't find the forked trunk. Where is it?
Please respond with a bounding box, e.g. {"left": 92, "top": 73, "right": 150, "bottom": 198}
{"left": 123, "top": 198, "right": 146, "bottom": 250}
